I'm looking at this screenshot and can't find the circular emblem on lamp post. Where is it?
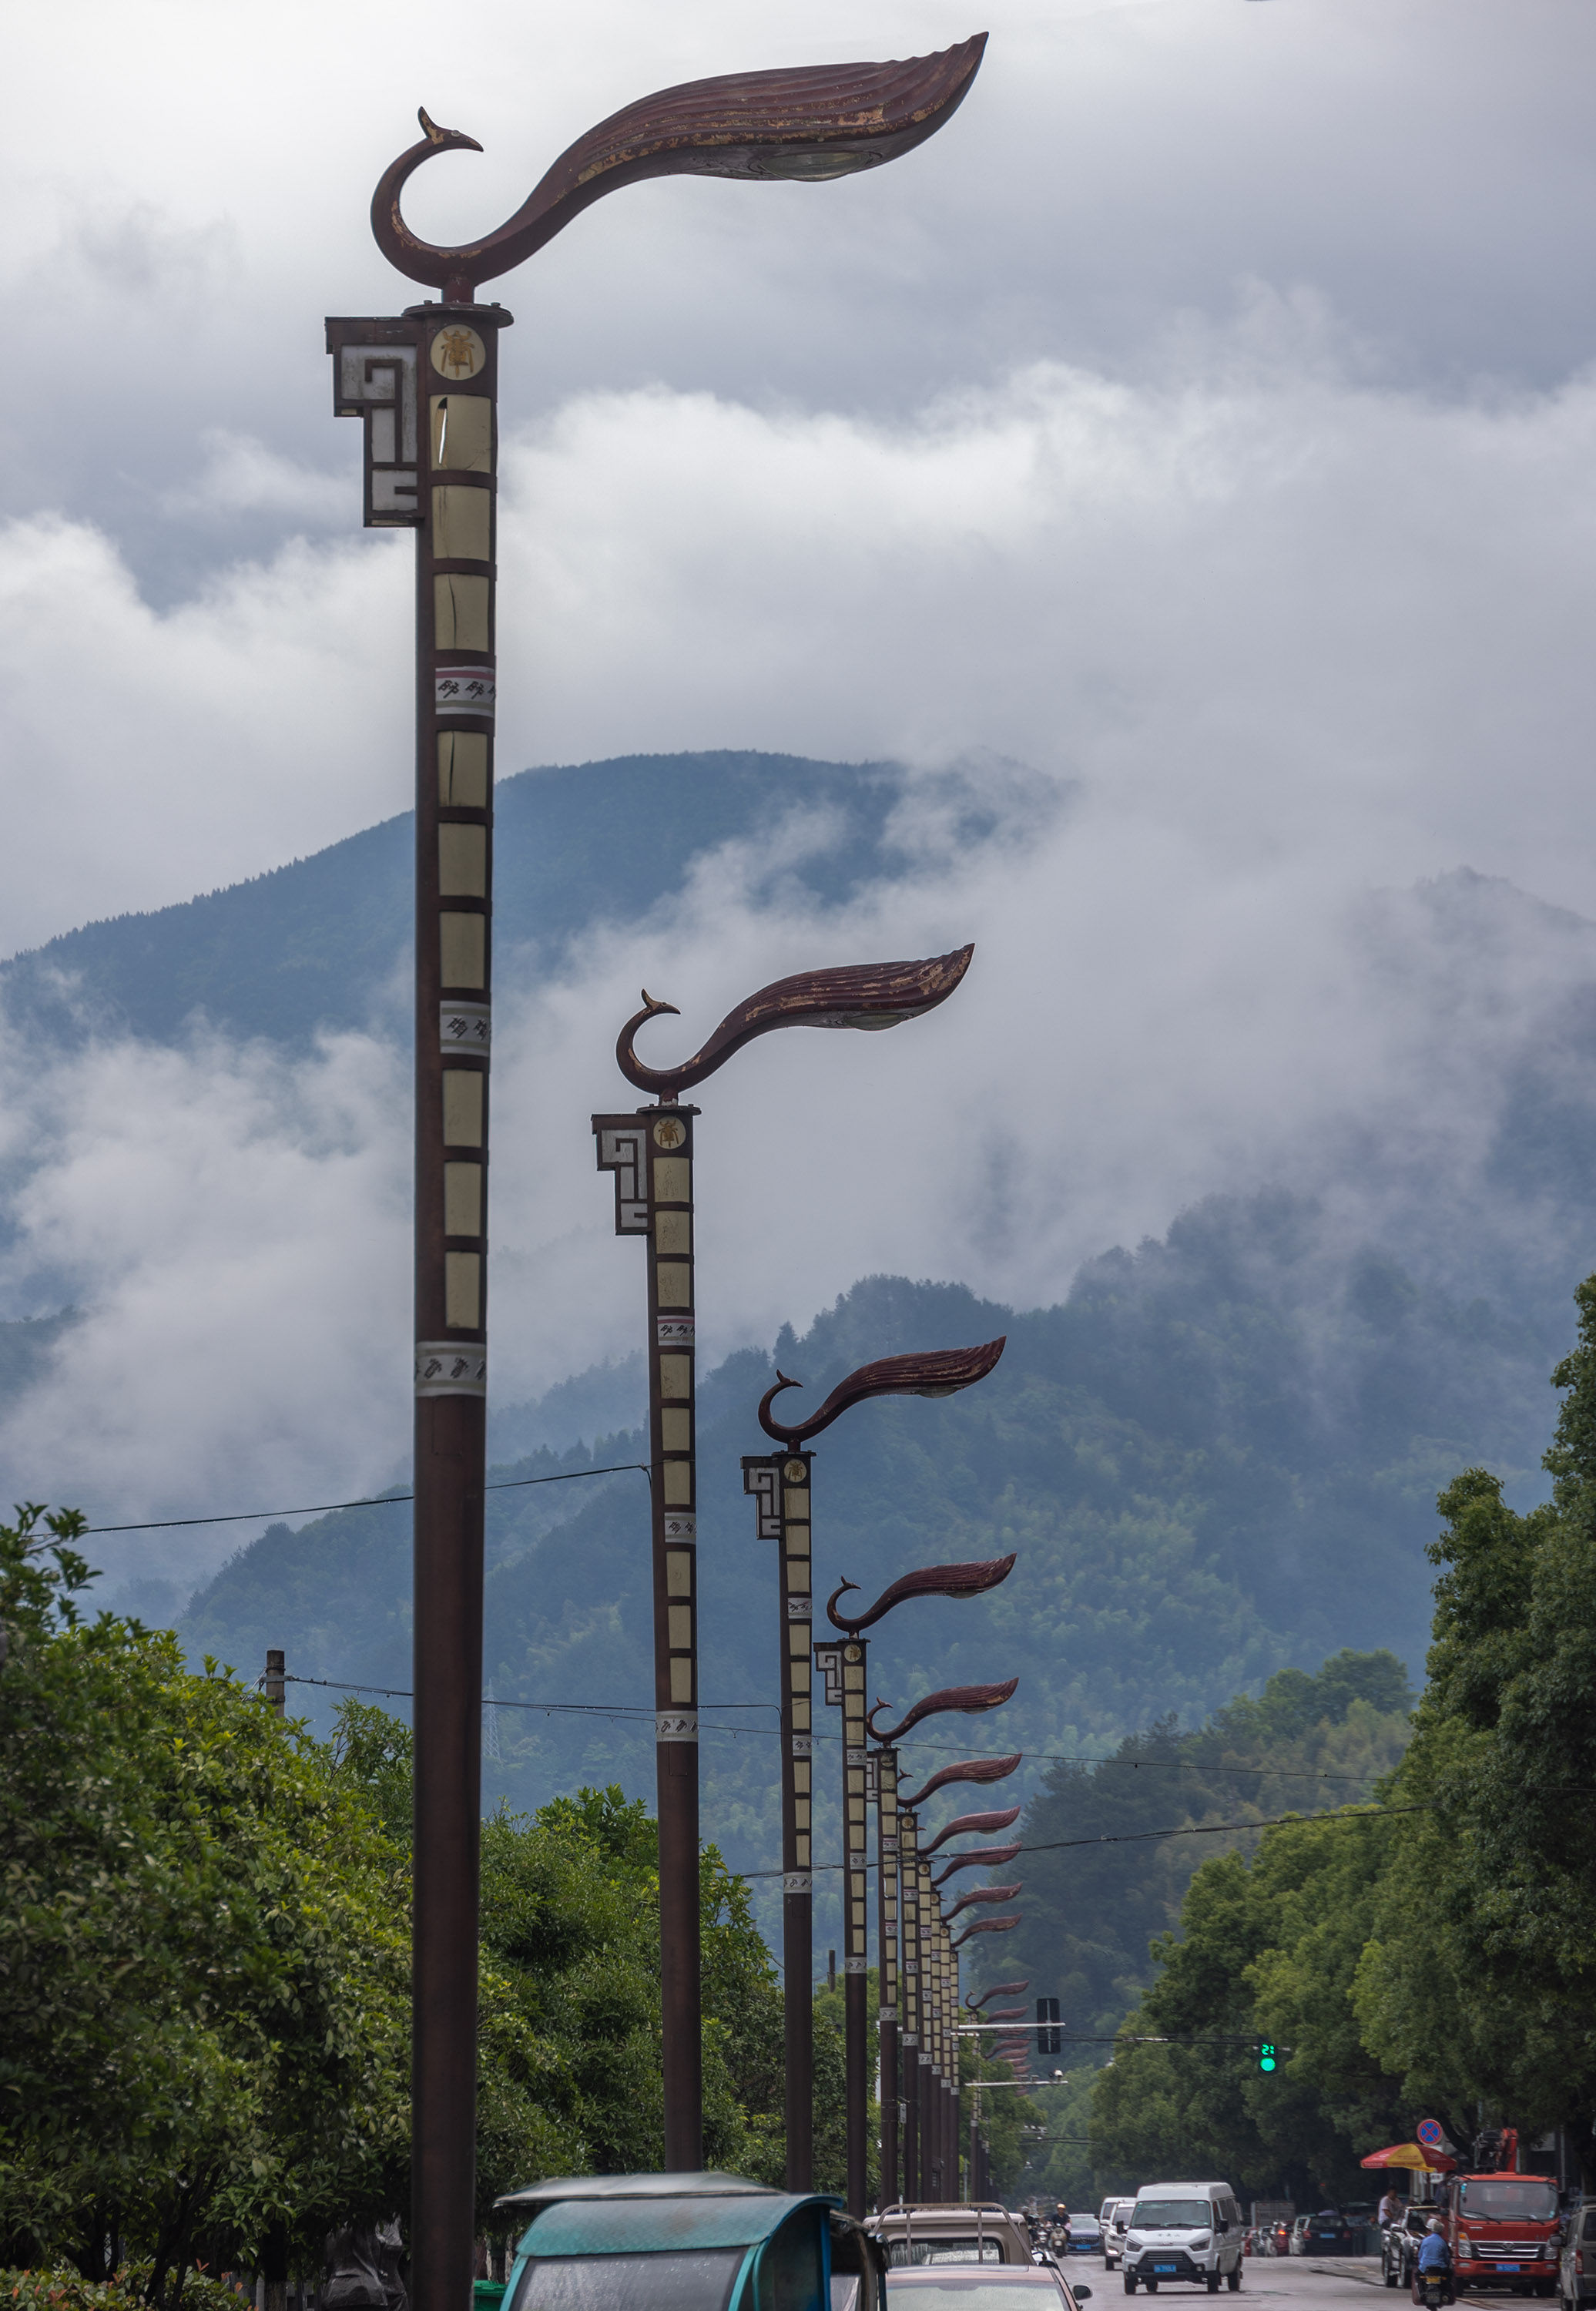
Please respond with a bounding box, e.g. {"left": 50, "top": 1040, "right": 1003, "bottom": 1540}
{"left": 652, "top": 1115, "right": 687, "bottom": 1149}
{"left": 844, "top": 1643, "right": 863, "bottom": 1663}
{"left": 784, "top": 1458, "right": 807, "bottom": 1483}
{"left": 431, "top": 324, "right": 487, "bottom": 378}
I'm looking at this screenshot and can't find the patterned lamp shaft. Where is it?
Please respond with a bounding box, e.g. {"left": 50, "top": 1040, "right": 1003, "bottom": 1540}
{"left": 900, "top": 1800, "right": 922, "bottom": 2199}
{"left": 874, "top": 1739, "right": 901, "bottom": 2204}
{"left": 325, "top": 300, "right": 501, "bottom": 2311}
{"left": 594, "top": 1106, "right": 701, "bottom": 2166}
{"left": 742, "top": 1449, "right": 816, "bottom": 2189}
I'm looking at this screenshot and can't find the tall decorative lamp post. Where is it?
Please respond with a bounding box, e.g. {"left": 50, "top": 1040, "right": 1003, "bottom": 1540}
{"left": 595, "top": 948, "right": 973, "bottom": 2172}
{"left": 327, "top": 39, "right": 986, "bottom": 2299}
{"left": 757, "top": 1340, "right": 1009, "bottom": 2210}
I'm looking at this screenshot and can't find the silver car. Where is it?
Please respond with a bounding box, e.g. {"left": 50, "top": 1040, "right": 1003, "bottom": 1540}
{"left": 1558, "top": 2201, "right": 1596, "bottom": 2311}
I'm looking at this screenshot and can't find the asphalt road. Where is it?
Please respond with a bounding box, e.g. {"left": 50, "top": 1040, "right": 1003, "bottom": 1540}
{"left": 1091, "top": 2260, "right": 1549, "bottom": 2311}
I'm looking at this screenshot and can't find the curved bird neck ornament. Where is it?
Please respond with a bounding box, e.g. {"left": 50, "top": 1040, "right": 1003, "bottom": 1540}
{"left": 931, "top": 1842, "right": 1023, "bottom": 1887}
{"left": 866, "top": 1675, "right": 1018, "bottom": 1746}
{"left": 966, "top": 1978, "right": 1029, "bottom": 2011}
{"left": 826, "top": 1551, "right": 1014, "bottom": 1635}
{"left": 759, "top": 1333, "right": 1004, "bottom": 1449}
{"left": 898, "top": 1752, "right": 1023, "bottom": 1812}
{"left": 374, "top": 42, "right": 988, "bottom": 305}
{"left": 617, "top": 945, "right": 974, "bottom": 1105}
{"left": 952, "top": 1913, "right": 1021, "bottom": 1950}
{"left": 920, "top": 1803, "right": 1021, "bottom": 1857}
{"left": 943, "top": 1882, "right": 1022, "bottom": 1925}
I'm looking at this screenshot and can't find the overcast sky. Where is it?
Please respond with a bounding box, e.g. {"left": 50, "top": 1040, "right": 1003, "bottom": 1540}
{"left": 4, "top": 0, "right": 1596, "bottom": 1585}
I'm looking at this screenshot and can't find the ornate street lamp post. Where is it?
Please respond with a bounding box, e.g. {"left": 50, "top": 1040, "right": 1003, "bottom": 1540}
{"left": 759, "top": 1340, "right": 1008, "bottom": 2210}
{"left": 596, "top": 949, "right": 971, "bottom": 2172}
{"left": 327, "top": 39, "right": 985, "bottom": 2301}
{"left": 870, "top": 1689, "right": 1020, "bottom": 2200}
{"left": 896, "top": 1753, "right": 1018, "bottom": 2199}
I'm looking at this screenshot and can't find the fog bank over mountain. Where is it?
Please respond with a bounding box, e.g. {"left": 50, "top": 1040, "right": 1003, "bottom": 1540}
{"left": 0, "top": 752, "right": 1591, "bottom": 1624}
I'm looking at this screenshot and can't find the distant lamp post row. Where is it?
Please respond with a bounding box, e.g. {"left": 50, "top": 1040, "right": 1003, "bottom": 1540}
{"left": 749, "top": 1337, "right": 1010, "bottom": 2212}
{"left": 331, "top": 30, "right": 986, "bottom": 2298}
{"left": 871, "top": 1677, "right": 1024, "bottom": 2202}
{"left": 596, "top": 946, "right": 974, "bottom": 2169}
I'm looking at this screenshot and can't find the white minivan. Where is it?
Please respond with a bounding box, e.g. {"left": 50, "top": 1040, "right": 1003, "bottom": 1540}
{"left": 1122, "top": 2183, "right": 1245, "bottom": 2294}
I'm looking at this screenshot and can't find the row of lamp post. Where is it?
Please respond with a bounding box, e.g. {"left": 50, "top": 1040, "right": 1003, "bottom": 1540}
{"left": 328, "top": 30, "right": 991, "bottom": 2306}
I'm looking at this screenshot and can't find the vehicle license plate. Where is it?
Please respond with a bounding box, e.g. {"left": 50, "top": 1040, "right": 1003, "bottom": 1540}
{"left": 1496, "top": 2265, "right": 1521, "bottom": 2273}
{"left": 1155, "top": 2262, "right": 1178, "bottom": 2272}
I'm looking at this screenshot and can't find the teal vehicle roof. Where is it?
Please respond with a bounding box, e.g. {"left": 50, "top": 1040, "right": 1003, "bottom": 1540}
{"left": 518, "top": 2192, "right": 821, "bottom": 2258}
{"left": 498, "top": 2172, "right": 783, "bottom": 2211}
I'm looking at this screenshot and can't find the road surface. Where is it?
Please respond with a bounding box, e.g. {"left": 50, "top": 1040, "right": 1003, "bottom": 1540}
{"left": 1100, "top": 2261, "right": 1548, "bottom": 2311}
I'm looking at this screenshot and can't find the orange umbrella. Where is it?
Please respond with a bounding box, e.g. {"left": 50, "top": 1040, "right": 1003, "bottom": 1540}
{"left": 1361, "top": 2144, "right": 1455, "bottom": 2172}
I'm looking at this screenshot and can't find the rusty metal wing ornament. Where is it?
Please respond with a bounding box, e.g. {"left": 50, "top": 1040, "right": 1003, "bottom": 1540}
{"left": 760, "top": 1333, "right": 1004, "bottom": 1448}
{"left": 826, "top": 1552, "right": 1015, "bottom": 1635}
{"left": 920, "top": 1804, "right": 1021, "bottom": 1857}
{"left": 966, "top": 1978, "right": 1029, "bottom": 2008}
{"left": 944, "top": 1883, "right": 1021, "bottom": 1924}
{"left": 899, "top": 1753, "right": 1022, "bottom": 1811}
{"left": 373, "top": 42, "right": 988, "bottom": 302}
{"left": 952, "top": 1913, "right": 1021, "bottom": 1950}
{"left": 866, "top": 1676, "right": 1018, "bottom": 1746}
{"left": 618, "top": 945, "right": 974, "bottom": 1105}
{"left": 985, "top": 2004, "right": 1030, "bottom": 2021}
{"left": 931, "top": 1843, "right": 1022, "bottom": 1887}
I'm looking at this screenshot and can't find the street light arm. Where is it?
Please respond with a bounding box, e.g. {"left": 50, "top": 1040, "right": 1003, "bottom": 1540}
{"left": 943, "top": 1883, "right": 1022, "bottom": 1924}
{"left": 371, "top": 40, "right": 988, "bottom": 301}
{"left": 966, "top": 1978, "right": 1029, "bottom": 2011}
{"left": 758, "top": 1330, "right": 1003, "bottom": 1447}
{"left": 931, "top": 1843, "right": 1022, "bottom": 1887}
{"left": 900, "top": 1753, "right": 1023, "bottom": 1811}
{"left": 920, "top": 1804, "right": 1021, "bottom": 1857}
{"left": 826, "top": 1551, "right": 1015, "bottom": 1634}
{"left": 866, "top": 1675, "right": 1018, "bottom": 1746}
{"left": 619, "top": 944, "right": 974, "bottom": 1102}
{"left": 952, "top": 1914, "right": 1021, "bottom": 1950}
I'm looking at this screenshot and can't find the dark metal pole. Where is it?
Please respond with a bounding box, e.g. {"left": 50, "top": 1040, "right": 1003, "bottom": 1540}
{"left": 843, "top": 1638, "right": 871, "bottom": 2214}
{"left": 875, "top": 1740, "right": 900, "bottom": 2208}
{"left": 411, "top": 303, "right": 501, "bottom": 2311}
{"left": 743, "top": 1451, "right": 815, "bottom": 2189}
{"left": 900, "top": 1800, "right": 920, "bottom": 2200}
{"left": 595, "top": 1107, "right": 701, "bottom": 2167}
{"left": 328, "top": 297, "right": 502, "bottom": 2311}
{"left": 264, "top": 1648, "right": 285, "bottom": 1716}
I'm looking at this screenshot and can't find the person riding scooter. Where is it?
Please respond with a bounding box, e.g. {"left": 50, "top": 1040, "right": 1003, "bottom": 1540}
{"left": 1413, "top": 2218, "right": 1454, "bottom": 2306}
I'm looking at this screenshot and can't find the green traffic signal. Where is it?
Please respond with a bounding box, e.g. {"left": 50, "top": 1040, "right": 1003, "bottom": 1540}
{"left": 1258, "top": 2042, "right": 1277, "bottom": 2072}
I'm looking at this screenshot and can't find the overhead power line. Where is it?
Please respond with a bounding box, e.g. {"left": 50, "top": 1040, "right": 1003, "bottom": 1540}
{"left": 80, "top": 1458, "right": 650, "bottom": 1535}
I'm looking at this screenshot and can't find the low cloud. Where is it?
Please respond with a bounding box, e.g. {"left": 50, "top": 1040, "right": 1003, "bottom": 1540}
{"left": 3, "top": 337, "right": 1596, "bottom": 1595}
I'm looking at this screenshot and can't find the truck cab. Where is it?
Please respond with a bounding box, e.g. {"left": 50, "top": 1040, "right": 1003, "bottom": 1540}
{"left": 1443, "top": 2132, "right": 1561, "bottom": 2296}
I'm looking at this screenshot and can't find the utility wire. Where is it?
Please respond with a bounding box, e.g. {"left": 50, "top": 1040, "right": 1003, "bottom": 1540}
{"left": 80, "top": 1459, "right": 650, "bottom": 1535}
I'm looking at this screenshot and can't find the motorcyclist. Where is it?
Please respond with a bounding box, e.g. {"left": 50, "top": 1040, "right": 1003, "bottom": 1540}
{"left": 1413, "top": 2218, "right": 1454, "bottom": 2306}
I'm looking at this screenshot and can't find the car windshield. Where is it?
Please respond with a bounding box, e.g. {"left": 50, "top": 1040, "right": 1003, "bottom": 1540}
{"left": 887, "top": 2242, "right": 1007, "bottom": 2266}
{"left": 1460, "top": 2182, "right": 1557, "bottom": 2221}
{"left": 512, "top": 2249, "right": 745, "bottom": 2310}
{"left": 1135, "top": 2204, "right": 1211, "bottom": 2230}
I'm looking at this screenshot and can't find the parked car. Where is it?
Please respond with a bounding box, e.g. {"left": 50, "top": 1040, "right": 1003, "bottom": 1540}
{"left": 1558, "top": 2199, "right": 1596, "bottom": 2311}
{"left": 1383, "top": 2208, "right": 1433, "bottom": 2290}
{"left": 1105, "top": 2205, "right": 1135, "bottom": 2272}
{"left": 495, "top": 2168, "right": 887, "bottom": 2310}
{"left": 1290, "top": 2213, "right": 1358, "bottom": 2257}
{"left": 875, "top": 2205, "right": 1038, "bottom": 2269}
{"left": 1067, "top": 2220, "right": 1103, "bottom": 2261}
{"left": 1121, "top": 2185, "right": 1246, "bottom": 2294}
{"left": 886, "top": 2267, "right": 1093, "bottom": 2311}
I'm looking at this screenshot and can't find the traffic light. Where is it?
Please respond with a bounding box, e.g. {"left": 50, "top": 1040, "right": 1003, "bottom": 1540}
{"left": 1037, "top": 1997, "right": 1061, "bottom": 2054}
{"left": 1258, "top": 2041, "right": 1277, "bottom": 2073}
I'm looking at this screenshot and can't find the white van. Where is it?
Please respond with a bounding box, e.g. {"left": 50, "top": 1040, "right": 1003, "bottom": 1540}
{"left": 1122, "top": 2183, "right": 1245, "bottom": 2294}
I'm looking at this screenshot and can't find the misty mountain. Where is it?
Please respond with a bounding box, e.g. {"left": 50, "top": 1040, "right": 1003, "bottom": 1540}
{"left": 0, "top": 750, "right": 1039, "bottom": 1052}
{"left": 177, "top": 1206, "right": 1566, "bottom": 1950}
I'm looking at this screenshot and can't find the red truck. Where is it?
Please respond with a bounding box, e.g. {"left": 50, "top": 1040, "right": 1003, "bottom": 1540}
{"left": 1440, "top": 2131, "right": 1561, "bottom": 2296}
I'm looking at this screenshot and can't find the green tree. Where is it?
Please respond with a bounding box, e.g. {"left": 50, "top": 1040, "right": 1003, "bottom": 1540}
{"left": 1090, "top": 1810, "right": 1406, "bottom": 2202}
{"left": 0, "top": 1509, "right": 409, "bottom": 2306}
{"left": 1354, "top": 1277, "right": 1596, "bottom": 2146}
